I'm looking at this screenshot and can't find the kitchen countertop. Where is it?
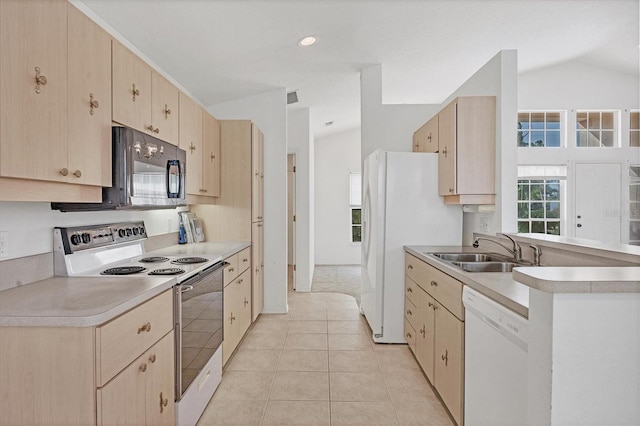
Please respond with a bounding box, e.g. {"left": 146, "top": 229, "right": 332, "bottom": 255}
{"left": 513, "top": 266, "right": 640, "bottom": 293}
{"left": 0, "top": 240, "right": 250, "bottom": 327}
{"left": 405, "top": 246, "right": 530, "bottom": 318}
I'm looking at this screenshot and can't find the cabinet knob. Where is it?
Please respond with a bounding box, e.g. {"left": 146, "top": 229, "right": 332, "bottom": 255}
{"left": 441, "top": 350, "right": 448, "bottom": 366}
{"left": 406, "top": 309, "right": 412, "bottom": 316}
{"left": 256, "top": 266, "right": 259, "bottom": 274}
{"left": 230, "top": 313, "right": 235, "bottom": 323}
{"left": 228, "top": 267, "right": 234, "bottom": 272}
{"left": 34, "top": 67, "right": 47, "bottom": 94}
{"left": 59, "top": 168, "right": 69, "bottom": 177}
{"left": 407, "top": 287, "right": 413, "bottom": 293}
{"left": 420, "top": 326, "right": 425, "bottom": 336}
{"left": 442, "top": 147, "right": 448, "bottom": 157}
{"left": 406, "top": 332, "right": 412, "bottom": 339}
{"left": 132, "top": 83, "right": 140, "bottom": 102}
{"left": 430, "top": 280, "right": 438, "bottom": 287}
{"left": 163, "top": 104, "right": 171, "bottom": 119}
{"left": 428, "top": 302, "right": 433, "bottom": 308}
{"left": 73, "top": 170, "right": 82, "bottom": 178}
{"left": 89, "top": 93, "right": 99, "bottom": 115}
{"left": 137, "top": 322, "right": 151, "bottom": 334}
{"left": 146, "top": 125, "right": 159, "bottom": 134}
{"left": 244, "top": 297, "right": 249, "bottom": 307}
{"left": 242, "top": 258, "right": 248, "bottom": 263}
{"left": 159, "top": 392, "right": 169, "bottom": 413}
{"left": 149, "top": 354, "right": 156, "bottom": 363}
{"left": 449, "top": 188, "right": 454, "bottom": 193}
{"left": 211, "top": 153, "right": 216, "bottom": 161}
{"left": 237, "top": 278, "right": 243, "bottom": 284}
{"left": 189, "top": 142, "right": 196, "bottom": 153}
{"left": 139, "top": 363, "right": 147, "bottom": 373}
{"left": 407, "top": 264, "right": 413, "bottom": 270}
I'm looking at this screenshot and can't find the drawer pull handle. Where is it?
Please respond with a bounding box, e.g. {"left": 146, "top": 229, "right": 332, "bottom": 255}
{"left": 430, "top": 280, "right": 438, "bottom": 287}
{"left": 137, "top": 322, "right": 151, "bottom": 334}
{"left": 159, "top": 392, "right": 169, "bottom": 413}
{"left": 149, "top": 354, "right": 156, "bottom": 363}
{"left": 139, "top": 363, "right": 147, "bottom": 373}
{"left": 407, "top": 288, "right": 413, "bottom": 293}
{"left": 406, "top": 309, "right": 412, "bottom": 316}
{"left": 428, "top": 302, "right": 433, "bottom": 308}
{"left": 237, "top": 279, "right": 243, "bottom": 284}
{"left": 441, "top": 350, "right": 448, "bottom": 366}
{"left": 407, "top": 265, "right": 413, "bottom": 269}
{"left": 406, "top": 332, "right": 412, "bottom": 339}
{"left": 433, "top": 304, "right": 438, "bottom": 311}
{"left": 34, "top": 67, "right": 47, "bottom": 94}
{"left": 243, "top": 258, "right": 248, "bottom": 263}
{"left": 228, "top": 267, "right": 235, "bottom": 272}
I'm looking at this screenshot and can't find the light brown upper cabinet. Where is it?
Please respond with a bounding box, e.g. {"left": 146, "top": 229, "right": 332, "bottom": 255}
{"left": 178, "top": 93, "right": 203, "bottom": 197}
{"left": 67, "top": 2, "right": 112, "bottom": 187}
{"left": 413, "top": 115, "right": 438, "bottom": 152}
{"left": 251, "top": 124, "right": 264, "bottom": 223}
{"left": 112, "top": 42, "right": 179, "bottom": 145}
{"left": 202, "top": 111, "right": 221, "bottom": 198}
{"left": 0, "top": 0, "right": 111, "bottom": 192}
{"left": 437, "top": 96, "right": 496, "bottom": 205}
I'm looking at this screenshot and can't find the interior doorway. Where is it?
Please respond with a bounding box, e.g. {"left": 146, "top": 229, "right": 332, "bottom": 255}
{"left": 287, "top": 153, "right": 296, "bottom": 290}
{"left": 574, "top": 163, "right": 622, "bottom": 244}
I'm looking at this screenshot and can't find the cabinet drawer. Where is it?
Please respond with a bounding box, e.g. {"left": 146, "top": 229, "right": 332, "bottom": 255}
{"left": 405, "top": 276, "right": 420, "bottom": 306}
{"left": 223, "top": 253, "right": 238, "bottom": 287}
{"left": 404, "top": 297, "right": 419, "bottom": 331}
{"left": 96, "top": 290, "right": 173, "bottom": 387}
{"left": 404, "top": 318, "right": 417, "bottom": 352}
{"left": 236, "top": 247, "right": 251, "bottom": 274}
{"left": 405, "top": 253, "right": 463, "bottom": 320}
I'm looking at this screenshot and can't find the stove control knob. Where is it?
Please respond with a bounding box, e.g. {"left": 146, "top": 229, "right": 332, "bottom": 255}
{"left": 126, "top": 228, "right": 132, "bottom": 237}
{"left": 133, "top": 227, "right": 139, "bottom": 235}
{"left": 70, "top": 234, "right": 81, "bottom": 245}
{"left": 118, "top": 229, "right": 126, "bottom": 238}
{"left": 139, "top": 226, "right": 145, "bottom": 236}
{"left": 81, "top": 233, "right": 91, "bottom": 244}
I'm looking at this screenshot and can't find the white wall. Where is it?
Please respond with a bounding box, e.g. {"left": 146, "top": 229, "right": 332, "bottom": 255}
{"left": 0, "top": 202, "right": 183, "bottom": 260}
{"left": 206, "top": 89, "right": 288, "bottom": 313}
{"left": 287, "top": 108, "right": 315, "bottom": 292}
{"left": 518, "top": 60, "right": 640, "bottom": 243}
{"left": 314, "top": 128, "right": 362, "bottom": 264}
{"left": 361, "top": 65, "right": 439, "bottom": 160}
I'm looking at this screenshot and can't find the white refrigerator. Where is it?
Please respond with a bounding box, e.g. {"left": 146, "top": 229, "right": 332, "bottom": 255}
{"left": 361, "top": 150, "right": 463, "bottom": 343}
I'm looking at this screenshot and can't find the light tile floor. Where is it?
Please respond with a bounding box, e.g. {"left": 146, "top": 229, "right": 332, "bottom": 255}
{"left": 311, "top": 265, "right": 362, "bottom": 305}
{"left": 197, "top": 291, "right": 453, "bottom": 426}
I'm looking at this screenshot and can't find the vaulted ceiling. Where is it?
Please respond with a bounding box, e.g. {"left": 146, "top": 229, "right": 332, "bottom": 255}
{"left": 80, "top": 0, "right": 639, "bottom": 137}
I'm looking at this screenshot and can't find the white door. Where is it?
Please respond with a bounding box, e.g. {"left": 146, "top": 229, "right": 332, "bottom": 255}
{"left": 575, "top": 163, "right": 621, "bottom": 244}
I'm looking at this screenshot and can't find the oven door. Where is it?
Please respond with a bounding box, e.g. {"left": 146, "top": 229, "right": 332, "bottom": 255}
{"left": 175, "top": 261, "right": 225, "bottom": 400}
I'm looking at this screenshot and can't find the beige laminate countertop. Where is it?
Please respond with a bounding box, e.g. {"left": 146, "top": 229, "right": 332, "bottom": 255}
{"left": 405, "top": 246, "right": 530, "bottom": 318}
{"left": 0, "top": 275, "right": 175, "bottom": 327}
{"left": 0, "top": 241, "right": 250, "bottom": 327}
{"left": 513, "top": 267, "right": 640, "bottom": 293}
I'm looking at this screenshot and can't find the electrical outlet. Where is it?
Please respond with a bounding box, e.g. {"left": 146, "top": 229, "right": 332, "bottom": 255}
{"left": 0, "top": 232, "right": 8, "bottom": 259}
{"left": 479, "top": 217, "right": 489, "bottom": 233}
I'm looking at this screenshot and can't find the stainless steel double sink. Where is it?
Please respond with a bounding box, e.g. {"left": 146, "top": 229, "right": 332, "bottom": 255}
{"left": 429, "top": 252, "right": 521, "bottom": 273}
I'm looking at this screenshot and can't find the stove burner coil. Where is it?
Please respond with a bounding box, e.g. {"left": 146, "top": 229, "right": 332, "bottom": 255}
{"left": 101, "top": 266, "right": 147, "bottom": 275}
{"left": 139, "top": 256, "right": 170, "bottom": 263}
{"left": 149, "top": 268, "right": 186, "bottom": 276}
{"left": 171, "top": 257, "right": 208, "bottom": 265}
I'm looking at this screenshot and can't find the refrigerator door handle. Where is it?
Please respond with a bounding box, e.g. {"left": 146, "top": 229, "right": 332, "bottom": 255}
{"left": 363, "top": 187, "right": 372, "bottom": 263}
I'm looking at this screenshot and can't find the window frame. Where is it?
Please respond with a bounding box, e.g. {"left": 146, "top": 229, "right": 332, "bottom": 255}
{"left": 349, "top": 172, "right": 362, "bottom": 244}
{"left": 575, "top": 109, "right": 620, "bottom": 148}
{"left": 516, "top": 172, "right": 566, "bottom": 236}
{"left": 517, "top": 110, "right": 564, "bottom": 148}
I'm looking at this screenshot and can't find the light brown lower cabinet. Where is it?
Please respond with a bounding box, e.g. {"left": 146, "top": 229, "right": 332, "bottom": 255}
{"left": 98, "top": 331, "right": 175, "bottom": 425}
{"left": 0, "top": 290, "right": 175, "bottom": 426}
{"left": 405, "top": 253, "right": 464, "bottom": 425}
{"left": 222, "top": 248, "right": 253, "bottom": 365}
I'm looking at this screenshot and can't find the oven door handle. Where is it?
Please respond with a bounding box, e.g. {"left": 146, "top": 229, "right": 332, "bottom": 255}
{"left": 180, "top": 284, "right": 194, "bottom": 293}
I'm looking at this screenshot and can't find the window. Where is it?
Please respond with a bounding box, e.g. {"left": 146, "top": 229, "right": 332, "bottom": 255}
{"left": 350, "top": 173, "right": 361, "bottom": 243}
{"left": 517, "top": 111, "right": 561, "bottom": 147}
{"left": 630, "top": 111, "right": 639, "bottom": 148}
{"left": 576, "top": 111, "right": 618, "bottom": 147}
{"left": 630, "top": 166, "right": 640, "bottom": 246}
{"left": 517, "top": 179, "right": 562, "bottom": 235}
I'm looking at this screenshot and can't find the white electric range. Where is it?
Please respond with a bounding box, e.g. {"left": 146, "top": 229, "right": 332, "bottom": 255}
{"left": 53, "top": 221, "right": 224, "bottom": 426}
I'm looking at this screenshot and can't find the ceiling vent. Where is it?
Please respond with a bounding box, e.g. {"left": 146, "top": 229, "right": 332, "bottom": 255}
{"left": 287, "top": 91, "right": 299, "bottom": 105}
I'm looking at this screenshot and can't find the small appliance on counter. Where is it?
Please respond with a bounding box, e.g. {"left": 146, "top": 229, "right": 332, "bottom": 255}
{"left": 53, "top": 221, "right": 223, "bottom": 426}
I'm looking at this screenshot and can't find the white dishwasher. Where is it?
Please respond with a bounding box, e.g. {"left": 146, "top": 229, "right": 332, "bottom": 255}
{"left": 463, "top": 286, "right": 528, "bottom": 426}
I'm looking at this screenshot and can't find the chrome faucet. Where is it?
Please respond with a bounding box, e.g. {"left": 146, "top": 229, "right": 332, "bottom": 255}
{"left": 530, "top": 244, "right": 542, "bottom": 266}
{"left": 473, "top": 233, "right": 523, "bottom": 262}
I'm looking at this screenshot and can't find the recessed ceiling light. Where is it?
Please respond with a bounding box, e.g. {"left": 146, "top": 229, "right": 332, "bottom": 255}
{"left": 298, "top": 36, "right": 317, "bottom": 47}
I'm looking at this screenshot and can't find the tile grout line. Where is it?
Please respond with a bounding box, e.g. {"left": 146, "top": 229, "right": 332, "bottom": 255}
{"left": 259, "top": 316, "right": 289, "bottom": 426}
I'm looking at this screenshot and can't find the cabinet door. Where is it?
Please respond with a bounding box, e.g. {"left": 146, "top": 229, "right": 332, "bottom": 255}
{"left": 251, "top": 124, "right": 264, "bottom": 222}
{"left": 0, "top": 0, "right": 68, "bottom": 182}
{"left": 438, "top": 100, "right": 456, "bottom": 196}
{"left": 112, "top": 41, "right": 151, "bottom": 132}
{"left": 67, "top": 3, "right": 112, "bottom": 187}
{"left": 98, "top": 351, "right": 147, "bottom": 425}
{"left": 413, "top": 116, "right": 438, "bottom": 153}
{"left": 236, "top": 269, "right": 252, "bottom": 335}
{"left": 145, "top": 332, "right": 175, "bottom": 426}
{"left": 222, "top": 281, "right": 240, "bottom": 366}
{"left": 151, "top": 71, "right": 179, "bottom": 144}
{"left": 202, "top": 112, "right": 221, "bottom": 197}
{"left": 251, "top": 222, "right": 264, "bottom": 322}
{"left": 416, "top": 291, "right": 435, "bottom": 382}
{"left": 434, "top": 302, "right": 464, "bottom": 426}
{"left": 179, "top": 93, "right": 203, "bottom": 196}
